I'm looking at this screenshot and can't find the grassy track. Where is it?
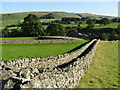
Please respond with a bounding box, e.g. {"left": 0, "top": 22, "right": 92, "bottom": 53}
{"left": 77, "top": 41, "right": 118, "bottom": 88}
{"left": 2, "top": 39, "right": 87, "bottom": 61}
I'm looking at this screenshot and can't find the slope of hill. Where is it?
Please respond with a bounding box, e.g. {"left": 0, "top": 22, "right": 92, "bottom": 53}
{"left": 1, "top": 11, "right": 114, "bottom": 21}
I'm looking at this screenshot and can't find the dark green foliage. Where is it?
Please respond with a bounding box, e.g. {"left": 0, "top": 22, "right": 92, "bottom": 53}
{"left": 2, "top": 27, "right": 9, "bottom": 37}
{"left": 21, "top": 14, "right": 45, "bottom": 36}
{"left": 118, "top": 24, "right": 120, "bottom": 29}
{"left": 109, "top": 31, "right": 118, "bottom": 40}
{"left": 41, "top": 22, "right": 50, "bottom": 25}
{"left": 9, "top": 29, "right": 23, "bottom": 37}
{"left": 87, "top": 20, "right": 95, "bottom": 29}
{"left": 99, "top": 31, "right": 118, "bottom": 41}
{"left": 79, "top": 20, "right": 83, "bottom": 24}
{"left": 77, "top": 21, "right": 83, "bottom": 30}
{"left": 75, "top": 21, "right": 79, "bottom": 25}
{"left": 100, "top": 33, "right": 110, "bottom": 40}
{"left": 100, "top": 18, "right": 110, "bottom": 25}
{"left": 62, "top": 17, "right": 80, "bottom": 22}
{"left": 81, "top": 17, "right": 91, "bottom": 22}
{"left": 67, "top": 29, "right": 78, "bottom": 36}
{"left": 40, "top": 16, "right": 54, "bottom": 19}
{"left": 46, "top": 23, "right": 65, "bottom": 36}
{"left": 112, "top": 18, "right": 119, "bottom": 23}
{"left": 65, "top": 26, "right": 78, "bottom": 36}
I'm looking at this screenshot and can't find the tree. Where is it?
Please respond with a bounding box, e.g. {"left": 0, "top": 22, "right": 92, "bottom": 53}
{"left": 21, "top": 14, "right": 44, "bottom": 37}
{"left": 78, "top": 21, "right": 83, "bottom": 29}
{"left": 109, "top": 31, "right": 118, "bottom": 40}
{"left": 46, "top": 23, "right": 65, "bottom": 36}
{"left": 112, "top": 18, "right": 119, "bottom": 23}
{"left": 87, "top": 20, "right": 95, "bottom": 29}
{"left": 101, "top": 18, "right": 110, "bottom": 25}
{"left": 81, "top": 17, "right": 90, "bottom": 22}
{"left": 67, "top": 29, "right": 78, "bottom": 36}
{"left": 75, "top": 21, "right": 79, "bottom": 25}
{"left": 118, "top": 24, "right": 120, "bottom": 29}
{"left": 100, "top": 33, "right": 110, "bottom": 40}
{"left": 2, "top": 26, "right": 9, "bottom": 37}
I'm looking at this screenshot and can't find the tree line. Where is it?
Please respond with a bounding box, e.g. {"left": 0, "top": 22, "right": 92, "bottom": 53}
{"left": 2, "top": 14, "right": 120, "bottom": 40}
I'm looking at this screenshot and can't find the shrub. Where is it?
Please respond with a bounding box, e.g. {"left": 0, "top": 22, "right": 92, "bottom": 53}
{"left": 46, "top": 23, "right": 65, "bottom": 36}
{"left": 100, "top": 33, "right": 110, "bottom": 40}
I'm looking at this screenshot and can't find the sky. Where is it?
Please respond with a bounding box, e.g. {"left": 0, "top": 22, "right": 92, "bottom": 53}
{"left": 1, "top": 0, "right": 119, "bottom": 2}
{"left": 1, "top": 1, "right": 119, "bottom": 17}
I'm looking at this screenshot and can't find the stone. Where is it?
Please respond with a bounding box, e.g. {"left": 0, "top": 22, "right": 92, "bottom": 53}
{"left": 11, "top": 77, "right": 30, "bottom": 84}
{"left": 0, "top": 39, "right": 100, "bottom": 89}
{"left": 18, "top": 68, "right": 31, "bottom": 79}
{"left": 0, "top": 69, "right": 16, "bottom": 79}
{"left": 3, "top": 78, "right": 15, "bottom": 88}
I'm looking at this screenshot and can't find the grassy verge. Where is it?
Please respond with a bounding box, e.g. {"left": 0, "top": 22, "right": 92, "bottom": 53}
{"left": 2, "top": 39, "right": 87, "bottom": 61}
{"left": 76, "top": 41, "right": 118, "bottom": 88}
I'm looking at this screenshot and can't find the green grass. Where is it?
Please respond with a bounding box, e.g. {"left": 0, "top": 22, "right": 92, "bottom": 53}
{"left": 62, "top": 23, "right": 118, "bottom": 29}
{"left": 40, "top": 19, "right": 58, "bottom": 22}
{"left": 77, "top": 41, "right": 118, "bottom": 88}
{"left": 9, "top": 27, "right": 21, "bottom": 30}
{"left": 2, "top": 39, "right": 87, "bottom": 61}
{"left": 94, "top": 23, "right": 118, "bottom": 29}
{"left": 1, "top": 37, "right": 38, "bottom": 40}
{"left": 2, "top": 13, "right": 28, "bottom": 21}
{"left": 2, "top": 20, "right": 20, "bottom": 27}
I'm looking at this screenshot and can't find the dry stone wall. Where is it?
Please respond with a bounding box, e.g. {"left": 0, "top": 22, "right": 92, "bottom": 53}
{"left": 0, "top": 39, "right": 96, "bottom": 70}
{"left": 0, "top": 39, "right": 100, "bottom": 89}
{"left": 0, "top": 39, "right": 74, "bottom": 44}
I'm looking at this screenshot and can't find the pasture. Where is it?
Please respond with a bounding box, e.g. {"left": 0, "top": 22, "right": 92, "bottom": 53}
{"left": 1, "top": 18, "right": 118, "bottom": 29}
{"left": 77, "top": 41, "right": 118, "bottom": 88}
{"left": 2, "top": 39, "right": 87, "bottom": 61}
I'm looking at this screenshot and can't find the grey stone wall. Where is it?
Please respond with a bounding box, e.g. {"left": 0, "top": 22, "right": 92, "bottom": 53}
{"left": 0, "top": 39, "right": 96, "bottom": 70}
{"left": 0, "top": 39, "right": 74, "bottom": 44}
{"left": 0, "top": 39, "right": 100, "bottom": 89}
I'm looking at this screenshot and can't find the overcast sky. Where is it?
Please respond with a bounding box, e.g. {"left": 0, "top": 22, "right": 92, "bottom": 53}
{"left": 1, "top": 0, "right": 119, "bottom": 16}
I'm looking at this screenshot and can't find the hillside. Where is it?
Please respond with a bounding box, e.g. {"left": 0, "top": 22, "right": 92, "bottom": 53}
{"left": 1, "top": 11, "right": 114, "bottom": 21}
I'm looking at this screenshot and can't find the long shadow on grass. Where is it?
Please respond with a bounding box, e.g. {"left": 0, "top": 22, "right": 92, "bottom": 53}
{"left": 66, "top": 40, "right": 90, "bottom": 53}
{"left": 57, "top": 41, "right": 97, "bottom": 69}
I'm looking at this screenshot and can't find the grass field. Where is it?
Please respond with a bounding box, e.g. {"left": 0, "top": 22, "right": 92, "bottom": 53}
{"left": 94, "top": 23, "right": 118, "bottom": 29}
{"left": 1, "top": 18, "right": 118, "bottom": 31}
{"left": 40, "top": 19, "right": 58, "bottom": 22}
{"left": 62, "top": 23, "right": 118, "bottom": 29}
{"left": 2, "top": 20, "right": 20, "bottom": 26}
{"left": 1, "top": 19, "right": 57, "bottom": 27}
{"left": 77, "top": 41, "right": 118, "bottom": 88}
{"left": 2, "top": 39, "right": 87, "bottom": 61}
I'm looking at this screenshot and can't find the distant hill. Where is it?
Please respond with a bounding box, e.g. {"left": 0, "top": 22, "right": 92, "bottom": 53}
{"left": 1, "top": 11, "right": 115, "bottom": 21}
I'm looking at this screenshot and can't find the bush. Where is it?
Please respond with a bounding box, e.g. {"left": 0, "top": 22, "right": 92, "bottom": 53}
{"left": 109, "top": 31, "right": 118, "bottom": 40}
{"left": 100, "top": 33, "right": 110, "bottom": 40}
{"left": 2, "top": 27, "right": 9, "bottom": 37}
{"left": 87, "top": 20, "right": 95, "bottom": 29}
{"left": 46, "top": 23, "right": 65, "bottom": 36}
